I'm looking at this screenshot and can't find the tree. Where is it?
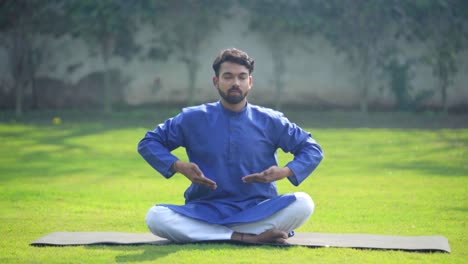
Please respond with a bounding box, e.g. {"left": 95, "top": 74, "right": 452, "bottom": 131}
{"left": 401, "top": 0, "right": 468, "bottom": 113}
{"left": 0, "top": 0, "right": 63, "bottom": 116}
{"left": 316, "top": 0, "right": 402, "bottom": 113}
{"left": 161, "top": 0, "right": 233, "bottom": 106}
{"left": 64, "top": 0, "right": 141, "bottom": 113}
{"left": 381, "top": 56, "right": 434, "bottom": 111}
{"left": 240, "top": 0, "right": 317, "bottom": 110}
{"left": 135, "top": 0, "right": 173, "bottom": 92}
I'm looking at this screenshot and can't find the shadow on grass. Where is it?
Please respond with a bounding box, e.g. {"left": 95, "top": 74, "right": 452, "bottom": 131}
{"left": 0, "top": 121, "right": 146, "bottom": 183}
{"left": 1, "top": 110, "right": 466, "bottom": 183}
{"left": 384, "top": 161, "right": 467, "bottom": 177}
{"left": 83, "top": 241, "right": 446, "bottom": 262}
{"left": 448, "top": 206, "right": 468, "bottom": 212}
{"left": 381, "top": 131, "right": 467, "bottom": 177}
{"left": 0, "top": 126, "right": 95, "bottom": 181}
{"left": 110, "top": 245, "right": 176, "bottom": 263}
{"left": 1, "top": 109, "right": 468, "bottom": 129}
{"left": 85, "top": 243, "right": 271, "bottom": 263}
{"left": 283, "top": 110, "right": 468, "bottom": 129}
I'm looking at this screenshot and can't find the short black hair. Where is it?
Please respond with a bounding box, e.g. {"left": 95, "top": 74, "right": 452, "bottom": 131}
{"left": 212, "top": 48, "right": 255, "bottom": 77}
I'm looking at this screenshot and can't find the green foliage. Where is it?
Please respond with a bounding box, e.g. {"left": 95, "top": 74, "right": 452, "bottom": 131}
{"left": 134, "top": 0, "right": 172, "bottom": 61}
{"left": 382, "top": 58, "right": 434, "bottom": 111}
{"left": 315, "top": 0, "right": 402, "bottom": 113}
{"left": 130, "top": 0, "right": 235, "bottom": 105}
{"left": 1, "top": 0, "right": 467, "bottom": 113}
{"left": 240, "top": 0, "right": 313, "bottom": 110}
{"left": 0, "top": 113, "right": 467, "bottom": 263}
{"left": 64, "top": 0, "right": 141, "bottom": 113}
{"left": 241, "top": 0, "right": 468, "bottom": 113}
{"left": 242, "top": 0, "right": 308, "bottom": 35}
{"left": 317, "top": 0, "right": 397, "bottom": 59}
{"left": 400, "top": 0, "right": 468, "bottom": 112}
{"left": 158, "top": 0, "right": 233, "bottom": 105}
{"left": 0, "top": 0, "right": 66, "bottom": 116}
{"left": 0, "top": 0, "right": 61, "bottom": 33}
{"left": 65, "top": 0, "right": 137, "bottom": 44}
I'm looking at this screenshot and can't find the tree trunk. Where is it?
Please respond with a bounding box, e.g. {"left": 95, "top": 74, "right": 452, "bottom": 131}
{"left": 273, "top": 51, "right": 285, "bottom": 111}
{"left": 14, "top": 82, "right": 23, "bottom": 117}
{"left": 102, "top": 39, "right": 112, "bottom": 113}
{"left": 28, "top": 42, "right": 38, "bottom": 110}
{"left": 12, "top": 27, "right": 25, "bottom": 117}
{"left": 186, "top": 60, "right": 198, "bottom": 106}
{"left": 271, "top": 41, "right": 286, "bottom": 111}
{"left": 358, "top": 49, "right": 372, "bottom": 113}
{"left": 360, "top": 64, "right": 370, "bottom": 113}
{"left": 436, "top": 53, "right": 450, "bottom": 114}
{"left": 30, "top": 74, "right": 38, "bottom": 110}
{"left": 441, "top": 78, "right": 448, "bottom": 114}
{"left": 359, "top": 83, "right": 369, "bottom": 113}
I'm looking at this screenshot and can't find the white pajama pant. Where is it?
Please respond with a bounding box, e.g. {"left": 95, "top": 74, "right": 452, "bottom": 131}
{"left": 145, "top": 192, "right": 314, "bottom": 243}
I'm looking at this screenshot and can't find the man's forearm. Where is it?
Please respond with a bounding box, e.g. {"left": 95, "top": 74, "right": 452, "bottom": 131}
{"left": 170, "top": 160, "right": 181, "bottom": 173}
{"left": 138, "top": 135, "right": 179, "bottom": 178}
{"left": 282, "top": 166, "right": 294, "bottom": 179}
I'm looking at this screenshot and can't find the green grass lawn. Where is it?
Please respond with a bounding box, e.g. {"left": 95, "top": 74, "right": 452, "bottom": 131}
{"left": 0, "top": 112, "right": 467, "bottom": 263}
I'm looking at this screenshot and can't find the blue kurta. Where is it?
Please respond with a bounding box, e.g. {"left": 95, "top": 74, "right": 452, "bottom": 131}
{"left": 138, "top": 101, "right": 323, "bottom": 225}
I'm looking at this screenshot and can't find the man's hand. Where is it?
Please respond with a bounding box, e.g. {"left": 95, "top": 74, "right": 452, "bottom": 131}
{"left": 172, "top": 160, "right": 217, "bottom": 189}
{"left": 242, "top": 166, "right": 293, "bottom": 183}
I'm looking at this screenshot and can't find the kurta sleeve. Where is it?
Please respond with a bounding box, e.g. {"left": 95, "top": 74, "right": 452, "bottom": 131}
{"left": 275, "top": 116, "right": 323, "bottom": 186}
{"left": 137, "top": 114, "right": 185, "bottom": 178}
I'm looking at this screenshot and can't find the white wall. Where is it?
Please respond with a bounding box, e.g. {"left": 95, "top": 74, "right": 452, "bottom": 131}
{"left": 1, "top": 16, "right": 467, "bottom": 109}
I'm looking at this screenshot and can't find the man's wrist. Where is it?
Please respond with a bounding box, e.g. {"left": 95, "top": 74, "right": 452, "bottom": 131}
{"left": 171, "top": 160, "right": 180, "bottom": 173}
{"left": 283, "top": 166, "right": 294, "bottom": 178}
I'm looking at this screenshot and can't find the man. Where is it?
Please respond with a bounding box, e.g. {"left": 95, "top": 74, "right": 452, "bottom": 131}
{"left": 138, "top": 48, "right": 323, "bottom": 244}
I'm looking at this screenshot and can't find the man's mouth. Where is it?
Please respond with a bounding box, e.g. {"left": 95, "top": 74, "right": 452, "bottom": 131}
{"left": 228, "top": 88, "right": 241, "bottom": 94}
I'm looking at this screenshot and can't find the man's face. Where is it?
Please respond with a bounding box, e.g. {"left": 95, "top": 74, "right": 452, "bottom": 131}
{"left": 213, "top": 61, "right": 252, "bottom": 105}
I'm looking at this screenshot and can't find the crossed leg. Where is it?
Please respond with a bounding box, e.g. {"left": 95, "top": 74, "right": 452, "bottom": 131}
{"left": 145, "top": 192, "right": 314, "bottom": 243}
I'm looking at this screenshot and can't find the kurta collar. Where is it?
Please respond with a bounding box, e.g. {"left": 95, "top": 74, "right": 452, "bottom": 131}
{"left": 218, "top": 100, "right": 249, "bottom": 116}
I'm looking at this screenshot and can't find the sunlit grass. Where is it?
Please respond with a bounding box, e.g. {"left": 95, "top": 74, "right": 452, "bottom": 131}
{"left": 0, "top": 118, "right": 466, "bottom": 263}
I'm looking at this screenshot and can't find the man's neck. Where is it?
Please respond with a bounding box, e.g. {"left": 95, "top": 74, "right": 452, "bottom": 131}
{"left": 221, "top": 99, "right": 247, "bottom": 112}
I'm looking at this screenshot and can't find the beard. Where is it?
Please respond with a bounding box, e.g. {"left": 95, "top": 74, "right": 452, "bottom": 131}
{"left": 217, "top": 86, "right": 248, "bottom": 105}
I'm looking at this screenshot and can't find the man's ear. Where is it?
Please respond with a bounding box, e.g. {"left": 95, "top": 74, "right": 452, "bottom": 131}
{"left": 212, "top": 76, "right": 219, "bottom": 88}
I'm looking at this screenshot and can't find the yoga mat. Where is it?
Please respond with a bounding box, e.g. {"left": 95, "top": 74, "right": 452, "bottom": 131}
{"left": 31, "top": 232, "right": 450, "bottom": 253}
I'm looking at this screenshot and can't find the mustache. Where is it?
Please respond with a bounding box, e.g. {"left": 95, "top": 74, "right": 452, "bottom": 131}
{"left": 228, "top": 87, "right": 241, "bottom": 93}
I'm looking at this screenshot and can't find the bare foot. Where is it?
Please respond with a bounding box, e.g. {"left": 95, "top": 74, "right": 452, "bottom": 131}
{"left": 256, "top": 229, "right": 288, "bottom": 244}
{"left": 231, "top": 229, "right": 288, "bottom": 244}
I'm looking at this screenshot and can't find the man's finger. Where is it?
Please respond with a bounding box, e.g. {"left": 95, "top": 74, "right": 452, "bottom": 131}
{"left": 191, "top": 166, "right": 203, "bottom": 177}
{"left": 242, "top": 173, "right": 262, "bottom": 183}
{"left": 202, "top": 177, "right": 217, "bottom": 187}
{"left": 264, "top": 167, "right": 274, "bottom": 175}
{"left": 197, "top": 175, "right": 217, "bottom": 189}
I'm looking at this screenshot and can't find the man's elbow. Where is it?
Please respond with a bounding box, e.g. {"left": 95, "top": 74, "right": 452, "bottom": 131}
{"left": 307, "top": 140, "right": 323, "bottom": 163}
{"left": 137, "top": 137, "right": 149, "bottom": 155}
{"left": 315, "top": 144, "right": 324, "bottom": 161}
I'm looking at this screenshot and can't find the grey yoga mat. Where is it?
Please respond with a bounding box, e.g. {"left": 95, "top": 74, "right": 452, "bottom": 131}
{"left": 31, "top": 232, "right": 450, "bottom": 253}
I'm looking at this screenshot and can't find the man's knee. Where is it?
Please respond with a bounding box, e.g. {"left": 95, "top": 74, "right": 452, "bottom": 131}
{"left": 293, "top": 192, "right": 315, "bottom": 218}
{"left": 145, "top": 205, "right": 171, "bottom": 236}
